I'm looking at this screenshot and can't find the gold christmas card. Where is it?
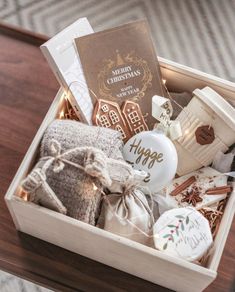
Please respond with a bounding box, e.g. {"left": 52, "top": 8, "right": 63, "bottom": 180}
{"left": 75, "top": 20, "right": 167, "bottom": 129}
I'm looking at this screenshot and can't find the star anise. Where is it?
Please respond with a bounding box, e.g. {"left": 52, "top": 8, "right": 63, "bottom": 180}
{"left": 181, "top": 189, "right": 203, "bottom": 206}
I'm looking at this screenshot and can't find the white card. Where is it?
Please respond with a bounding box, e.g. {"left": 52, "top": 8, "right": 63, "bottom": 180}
{"left": 40, "top": 18, "right": 94, "bottom": 124}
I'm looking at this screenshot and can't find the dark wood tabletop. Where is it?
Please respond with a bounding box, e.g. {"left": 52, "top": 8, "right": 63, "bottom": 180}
{"left": 0, "top": 23, "right": 234, "bottom": 292}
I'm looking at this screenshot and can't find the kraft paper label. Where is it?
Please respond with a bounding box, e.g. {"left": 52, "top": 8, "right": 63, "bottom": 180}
{"left": 195, "top": 125, "right": 215, "bottom": 145}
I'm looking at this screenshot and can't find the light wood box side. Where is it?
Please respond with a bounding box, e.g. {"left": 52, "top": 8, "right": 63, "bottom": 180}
{"left": 5, "top": 59, "right": 235, "bottom": 292}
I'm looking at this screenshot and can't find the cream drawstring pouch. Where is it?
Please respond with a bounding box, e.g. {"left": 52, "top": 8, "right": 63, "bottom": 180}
{"left": 98, "top": 174, "right": 155, "bottom": 246}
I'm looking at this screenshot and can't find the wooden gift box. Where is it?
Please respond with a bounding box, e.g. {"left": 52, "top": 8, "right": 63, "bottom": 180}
{"left": 4, "top": 57, "right": 235, "bottom": 292}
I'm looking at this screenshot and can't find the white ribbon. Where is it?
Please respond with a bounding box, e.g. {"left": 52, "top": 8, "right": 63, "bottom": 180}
{"left": 152, "top": 95, "right": 182, "bottom": 140}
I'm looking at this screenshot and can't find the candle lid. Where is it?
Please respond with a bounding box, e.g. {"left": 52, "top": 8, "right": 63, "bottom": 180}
{"left": 153, "top": 207, "right": 213, "bottom": 262}
{"left": 193, "top": 87, "right": 235, "bottom": 131}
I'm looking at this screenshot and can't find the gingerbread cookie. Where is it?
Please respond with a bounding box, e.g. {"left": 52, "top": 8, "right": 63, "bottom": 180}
{"left": 121, "top": 100, "right": 148, "bottom": 136}
{"left": 93, "top": 99, "right": 148, "bottom": 142}
{"left": 93, "top": 99, "right": 131, "bottom": 142}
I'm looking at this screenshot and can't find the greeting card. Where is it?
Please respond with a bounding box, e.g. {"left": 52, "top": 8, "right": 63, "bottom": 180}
{"left": 75, "top": 20, "right": 167, "bottom": 129}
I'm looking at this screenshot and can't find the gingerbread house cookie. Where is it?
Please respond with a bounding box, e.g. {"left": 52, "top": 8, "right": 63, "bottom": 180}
{"left": 93, "top": 99, "right": 131, "bottom": 142}
{"left": 121, "top": 100, "right": 148, "bottom": 136}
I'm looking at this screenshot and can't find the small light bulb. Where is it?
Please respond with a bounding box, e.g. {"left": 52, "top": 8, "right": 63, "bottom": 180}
{"left": 59, "top": 111, "right": 64, "bottom": 119}
{"left": 19, "top": 187, "right": 28, "bottom": 201}
{"left": 93, "top": 183, "right": 98, "bottom": 191}
{"left": 22, "top": 192, "right": 28, "bottom": 201}
{"left": 162, "top": 79, "right": 167, "bottom": 85}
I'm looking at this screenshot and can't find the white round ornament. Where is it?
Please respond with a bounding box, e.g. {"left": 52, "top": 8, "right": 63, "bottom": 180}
{"left": 122, "top": 130, "right": 178, "bottom": 192}
{"left": 153, "top": 207, "right": 213, "bottom": 262}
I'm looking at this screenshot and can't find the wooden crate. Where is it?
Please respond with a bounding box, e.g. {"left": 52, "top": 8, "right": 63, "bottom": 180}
{"left": 5, "top": 57, "right": 235, "bottom": 292}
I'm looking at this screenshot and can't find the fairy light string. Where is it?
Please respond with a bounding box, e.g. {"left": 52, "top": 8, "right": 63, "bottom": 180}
{"left": 48, "top": 78, "right": 229, "bottom": 265}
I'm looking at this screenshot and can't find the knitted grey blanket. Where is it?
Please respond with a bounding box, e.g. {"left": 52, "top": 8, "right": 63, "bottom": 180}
{"left": 22, "top": 120, "right": 128, "bottom": 225}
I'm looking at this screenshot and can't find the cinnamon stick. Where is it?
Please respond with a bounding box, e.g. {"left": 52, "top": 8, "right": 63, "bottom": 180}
{"left": 206, "top": 185, "right": 233, "bottom": 195}
{"left": 170, "top": 176, "right": 196, "bottom": 196}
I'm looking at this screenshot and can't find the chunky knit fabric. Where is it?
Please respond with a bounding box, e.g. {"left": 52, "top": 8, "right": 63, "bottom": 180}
{"left": 21, "top": 166, "right": 67, "bottom": 214}
{"left": 22, "top": 120, "right": 129, "bottom": 225}
{"left": 41, "top": 119, "right": 123, "bottom": 160}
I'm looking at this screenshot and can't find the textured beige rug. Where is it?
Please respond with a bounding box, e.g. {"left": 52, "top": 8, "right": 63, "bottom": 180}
{"left": 1, "top": 0, "right": 235, "bottom": 81}
{"left": 0, "top": 270, "right": 51, "bottom": 292}
{"left": 0, "top": 0, "right": 235, "bottom": 291}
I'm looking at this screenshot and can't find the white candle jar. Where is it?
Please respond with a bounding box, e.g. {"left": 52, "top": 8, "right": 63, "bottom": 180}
{"left": 174, "top": 86, "right": 235, "bottom": 176}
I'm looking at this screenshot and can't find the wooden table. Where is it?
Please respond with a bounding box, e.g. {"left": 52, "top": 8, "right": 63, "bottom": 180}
{"left": 0, "top": 23, "right": 234, "bottom": 292}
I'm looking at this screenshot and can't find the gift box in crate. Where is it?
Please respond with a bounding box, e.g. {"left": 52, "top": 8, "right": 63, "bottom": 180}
{"left": 4, "top": 18, "right": 235, "bottom": 292}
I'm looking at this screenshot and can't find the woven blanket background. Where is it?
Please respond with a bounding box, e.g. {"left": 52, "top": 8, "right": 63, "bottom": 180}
{"left": 0, "top": 0, "right": 235, "bottom": 291}
{"left": 1, "top": 0, "right": 235, "bottom": 82}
